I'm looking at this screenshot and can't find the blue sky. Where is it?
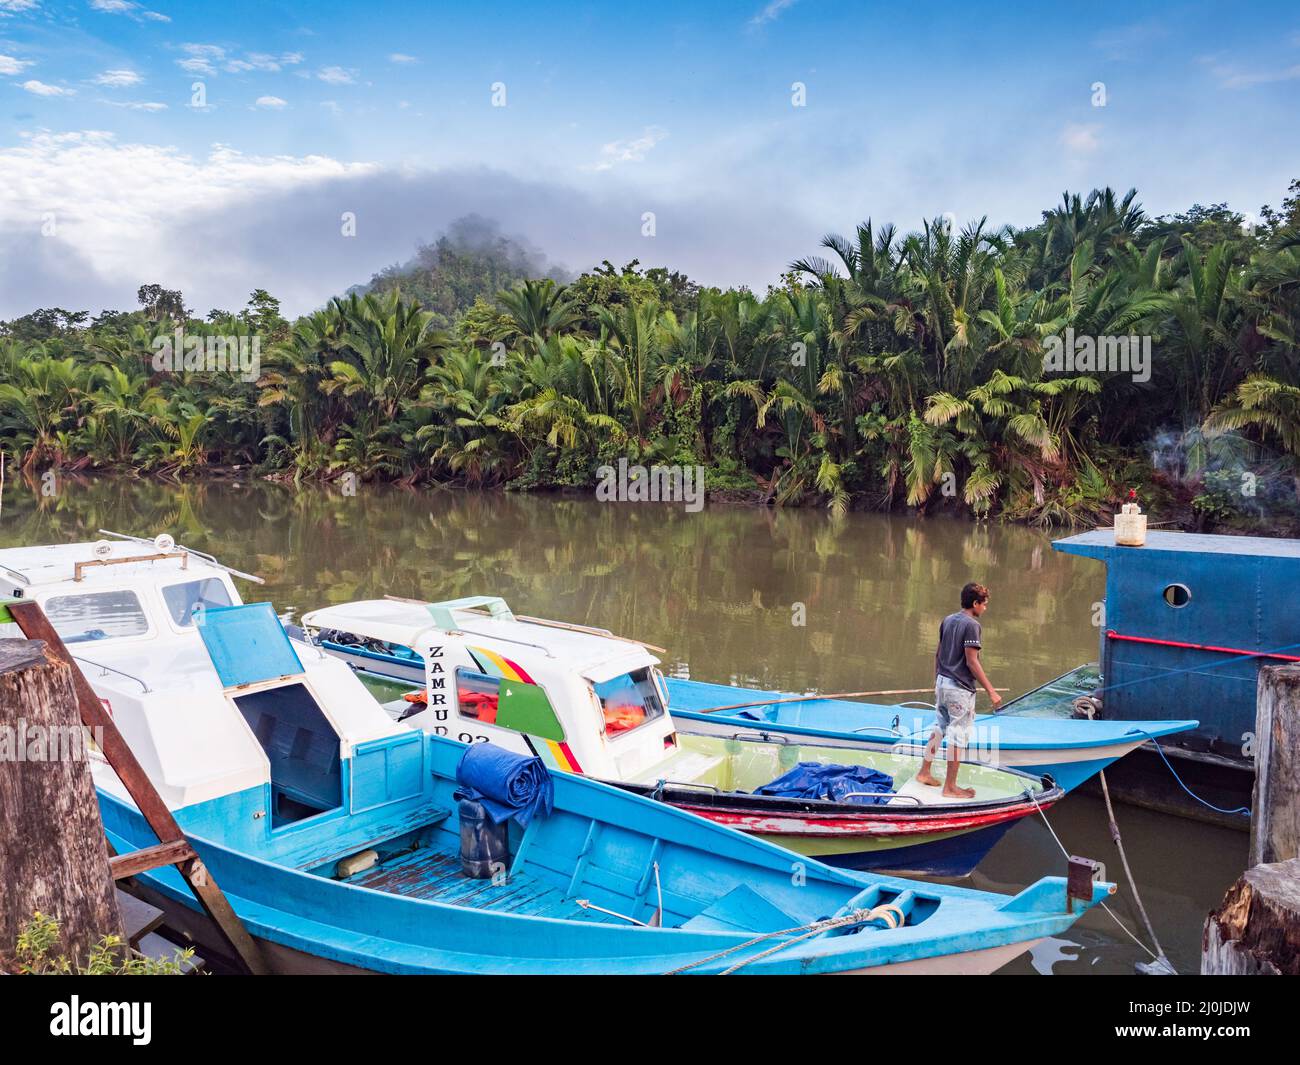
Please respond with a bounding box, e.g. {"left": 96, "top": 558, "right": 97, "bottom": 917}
{"left": 1, "top": 0, "right": 1298, "bottom": 316}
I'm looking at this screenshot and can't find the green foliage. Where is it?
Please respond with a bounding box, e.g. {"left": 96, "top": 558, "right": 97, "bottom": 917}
{"left": 10, "top": 911, "right": 194, "bottom": 975}
{"left": 1, "top": 185, "right": 1298, "bottom": 527}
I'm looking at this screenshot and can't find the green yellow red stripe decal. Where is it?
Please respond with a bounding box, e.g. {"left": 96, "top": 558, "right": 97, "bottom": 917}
{"left": 466, "top": 646, "right": 581, "bottom": 773}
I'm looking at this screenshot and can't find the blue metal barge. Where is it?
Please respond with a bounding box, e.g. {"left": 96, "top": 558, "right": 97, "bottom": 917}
{"left": 1051, "top": 529, "right": 1300, "bottom": 825}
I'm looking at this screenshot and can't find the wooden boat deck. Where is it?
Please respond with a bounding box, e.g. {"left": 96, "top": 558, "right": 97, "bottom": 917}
{"left": 346, "top": 845, "right": 623, "bottom": 923}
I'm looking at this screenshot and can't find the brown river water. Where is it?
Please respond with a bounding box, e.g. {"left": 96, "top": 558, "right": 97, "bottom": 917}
{"left": 0, "top": 475, "right": 1248, "bottom": 974}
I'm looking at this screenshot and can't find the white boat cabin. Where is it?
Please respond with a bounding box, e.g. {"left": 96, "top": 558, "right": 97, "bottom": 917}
{"left": 0, "top": 536, "right": 407, "bottom": 817}
{"left": 300, "top": 596, "right": 708, "bottom": 784}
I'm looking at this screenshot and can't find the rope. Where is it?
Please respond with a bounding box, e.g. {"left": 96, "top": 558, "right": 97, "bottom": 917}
{"left": 663, "top": 904, "right": 905, "bottom": 975}
{"left": 1026, "top": 787, "right": 1170, "bottom": 971}
{"left": 1097, "top": 769, "right": 1169, "bottom": 966}
{"left": 1146, "top": 738, "right": 1251, "bottom": 817}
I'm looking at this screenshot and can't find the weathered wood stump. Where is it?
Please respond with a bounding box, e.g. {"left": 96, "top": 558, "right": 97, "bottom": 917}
{"left": 0, "top": 637, "right": 123, "bottom": 969}
{"left": 1203, "top": 859, "right": 1300, "bottom": 975}
{"left": 1251, "top": 663, "right": 1300, "bottom": 866}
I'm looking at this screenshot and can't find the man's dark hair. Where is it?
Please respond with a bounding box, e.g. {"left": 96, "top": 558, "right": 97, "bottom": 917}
{"left": 961, "top": 582, "right": 990, "bottom": 609}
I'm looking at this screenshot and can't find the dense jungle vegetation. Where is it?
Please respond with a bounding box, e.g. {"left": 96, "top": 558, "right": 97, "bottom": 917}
{"left": 3, "top": 185, "right": 1299, "bottom": 529}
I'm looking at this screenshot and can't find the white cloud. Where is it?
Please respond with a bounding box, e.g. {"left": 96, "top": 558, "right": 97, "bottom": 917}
{"left": 255, "top": 95, "right": 287, "bottom": 109}
{"left": 0, "top": 131, "right": 377, "bottom": 314}
{"left": 21, "top": 79, "right": 74, "bottom": 96}
{"left": 0, "top": 0, "right": 39, "bottom": 12}
{"left": 1211, "top": 61, "right": 1300, "bottom": 89}
{"left": 1060, "top": 123, "right": 1100, "bottom": 153}
{"left": 389, "top": 53, "right": 417, "bottom": 64}
{"left": 590, "top": 126, "right": 668, "bottom": 170}
{"left": 749, "top": 0, "right": 798, "bottom": 27}
{"left": 93, "top": 68, "right": 142, "bottom": 87}
{"left": 176, "top": 44, "right": 301, "bottom": 77}
{"left": 317, "top": 66, "right": 356, "bottom": 85}
{"left": 89, "top": 0, "right": 170, "bottom": 20}
{"left": 0, "top": 53, "right": 30, "bottom": 74}
{"left": 102, "top": 99, "right": 167, "bottom": 111}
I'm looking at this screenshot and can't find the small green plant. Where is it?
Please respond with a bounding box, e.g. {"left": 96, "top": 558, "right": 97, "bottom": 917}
{"left": 10, "top": 911, "right": 195, "bottom": 975}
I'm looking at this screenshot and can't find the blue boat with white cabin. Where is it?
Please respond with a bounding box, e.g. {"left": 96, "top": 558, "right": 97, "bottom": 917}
{"left": 0, "top": 536, "right": 1115, "bottom": 974}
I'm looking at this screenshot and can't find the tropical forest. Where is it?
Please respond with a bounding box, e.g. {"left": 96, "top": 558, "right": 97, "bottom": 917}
{"left": 3, "top": 185, "right": 1299, "bottom": 531}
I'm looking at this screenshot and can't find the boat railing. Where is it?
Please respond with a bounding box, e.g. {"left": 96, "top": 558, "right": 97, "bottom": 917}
{"left": 71, "top": 655, "right": 152, "bottom": 693}
{"left": 0, "top": 564, "right": 31, "bottom": 585}
{"left": 852, "top": 724, "right": 907, "bottom": 736}
{"left": 726, "top": 730, "right": 794, "bottom": 745}
{"left": 653, "top": 779, "right": 721, "bottom": 794}
{"left": 452, "top": 626, "right": 556, "bottom": 658}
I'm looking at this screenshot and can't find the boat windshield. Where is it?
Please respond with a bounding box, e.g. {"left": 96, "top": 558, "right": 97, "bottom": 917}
{"left": 161, "top": 577, "right": 233, "bottom": 626}
{"left": 593, "top": 668, "right": 665, "bottom": 735}
{"left": 43, "top": 589, "right": 150, "bottom": 642}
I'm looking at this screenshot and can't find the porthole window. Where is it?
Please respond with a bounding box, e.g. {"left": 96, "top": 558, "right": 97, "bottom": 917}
{"left": 1163, "top": 583, "right": 1191, "bottom": 608}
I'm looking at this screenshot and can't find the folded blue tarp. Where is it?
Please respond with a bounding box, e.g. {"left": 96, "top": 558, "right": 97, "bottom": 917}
{"left": 456, "top": 743, "right": 555, "bottom": 826}
{"left": 754, "top": 762, "right": 894, "bottom": 806}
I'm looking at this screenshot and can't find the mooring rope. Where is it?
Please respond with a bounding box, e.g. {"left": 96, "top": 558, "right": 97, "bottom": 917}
{"left": 1026, "top": 788, "right": 1168, "bottom": 969}
{"left": 1145, "top": 737, "right": 1251, "bottom": 817}
{"left": 663, "top": 903, "right": 906, "bottom": 975}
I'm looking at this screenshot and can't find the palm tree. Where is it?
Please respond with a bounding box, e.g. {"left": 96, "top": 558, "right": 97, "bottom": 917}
{"left": 496, "top": 279, "right": 580, "bottom": 355}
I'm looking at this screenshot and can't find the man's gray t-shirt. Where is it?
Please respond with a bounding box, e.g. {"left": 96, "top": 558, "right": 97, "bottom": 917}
{"left": 936, "top": 611, "right": 982, "bottom": 692}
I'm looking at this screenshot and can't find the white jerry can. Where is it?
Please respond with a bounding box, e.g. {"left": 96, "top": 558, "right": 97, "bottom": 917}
{"left": 1114, "top": 501, "right": 1148, "bottom": 547}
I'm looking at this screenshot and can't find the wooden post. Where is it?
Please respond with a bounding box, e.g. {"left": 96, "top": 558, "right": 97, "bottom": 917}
{"left": 1202, "top": 859, "right": 1300, "bottom": 975}
{"left": 3, "top": 600, "right": 270, "bottom": 974}
{"left": 0, "top": 638, "right": 125, "bottom": 967}
{"left": 1251, "top": 663, "right": 1300, "bottom": 867}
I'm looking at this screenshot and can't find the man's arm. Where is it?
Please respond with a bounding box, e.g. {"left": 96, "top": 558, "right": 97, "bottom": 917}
{"left": 965, "top": 646, "right": 1002, "bottom": 708}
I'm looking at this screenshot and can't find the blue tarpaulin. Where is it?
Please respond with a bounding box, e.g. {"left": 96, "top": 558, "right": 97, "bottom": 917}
{"left": 754, "top": 762, "right": 894, "bottom": 806}
{"left": 455, "top": 743, "right": 555, "bottom": 826}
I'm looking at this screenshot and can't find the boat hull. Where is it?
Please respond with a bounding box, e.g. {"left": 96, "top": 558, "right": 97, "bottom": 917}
{"left": 663, "top": 672, "right": 1197, "bottom": 796}
{"left": 616, "top": 781, "right": 1058, "bottom": 878}
{"left": 119, "top": 874, "right": 1042, "bottom": 975}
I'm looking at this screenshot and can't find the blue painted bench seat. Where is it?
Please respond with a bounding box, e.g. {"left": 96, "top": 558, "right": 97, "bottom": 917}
{"left": 287, "top": 800, "right": 450, "bottom": 872}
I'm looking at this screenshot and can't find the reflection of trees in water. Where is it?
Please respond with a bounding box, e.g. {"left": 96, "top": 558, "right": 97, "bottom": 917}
{"left": 0, "top": 478, "right": 1101, "bottom": 693}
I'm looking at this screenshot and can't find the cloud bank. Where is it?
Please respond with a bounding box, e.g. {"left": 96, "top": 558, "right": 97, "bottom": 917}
{"left": 0, "top": 131, "right": 820, "bottom": 318}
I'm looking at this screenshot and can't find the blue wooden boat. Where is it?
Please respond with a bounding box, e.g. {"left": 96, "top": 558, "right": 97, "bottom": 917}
{"left": 662, "top": 671, "right": 1198, "bottom": 795}
{"left": 2, "top": 537, "right": 1111, "bottom": 974}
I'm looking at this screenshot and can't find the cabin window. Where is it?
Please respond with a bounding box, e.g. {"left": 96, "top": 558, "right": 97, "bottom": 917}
{"left": 43, "top": 590, "right": 149, "bottom": 642}
{"left": 593, "top": 668, "right": 665, "bottom": 736}
{"left": 162, "top": 578, "right": 233, "bottom": 626}
{"left": 233, "top": 683, "right": 342, "bottom": 827}
{"left": 1163, "top": 583, "right": 1192, "bottom": 608}
{"left": 455, "top": 668, "right": 500, "bottom": 723}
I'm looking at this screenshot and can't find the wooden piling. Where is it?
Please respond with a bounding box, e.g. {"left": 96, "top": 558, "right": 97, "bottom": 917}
{"left": 1202, "top": 664, "right": 1300, "bottom": 974}
{"left": 0, "top": 638, "right": 124, "bottom": 968}
{"left": 1202, "top": 859, "right": 1300, "bottom": 975}
{"left": 1250, "top": 663, "right": 1300, "bottom": 866}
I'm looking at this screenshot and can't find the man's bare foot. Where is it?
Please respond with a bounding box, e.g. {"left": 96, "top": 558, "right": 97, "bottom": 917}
{"left": 915, "top": 772, "right": 942, "bottom": 787}
{"left": 942, "top": 784, "right": 976, "bottom": 799}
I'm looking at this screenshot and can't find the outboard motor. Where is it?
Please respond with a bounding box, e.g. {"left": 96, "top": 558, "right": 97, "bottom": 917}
{"left": 455, "top": 792, "right": 510, "bottom": 879}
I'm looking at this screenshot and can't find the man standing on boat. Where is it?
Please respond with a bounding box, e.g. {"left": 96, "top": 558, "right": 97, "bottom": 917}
{"left": 917, "top": 582, "right": 1002, "bottom": 799}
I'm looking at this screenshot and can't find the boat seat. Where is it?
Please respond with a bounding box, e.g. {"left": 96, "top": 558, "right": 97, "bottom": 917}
{"left": 627, "top": 749, "right": 725, "bottom": 787}
{"left": 889, "top": 778, "right": 999, "bottom": 806}
{"left": 679, "top": 884, "right": 803, "bottom": 934}
{"left": 286, "top": 800, "right": 451, "bottom": 871}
